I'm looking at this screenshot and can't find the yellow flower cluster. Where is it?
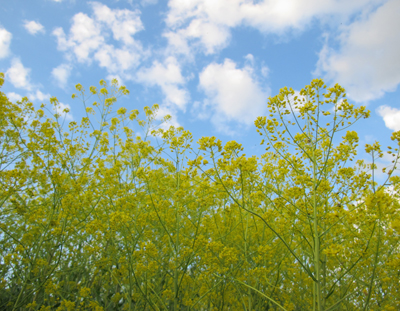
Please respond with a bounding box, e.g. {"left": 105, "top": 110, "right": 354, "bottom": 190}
{"left": 1, "top": 74, "right": 399, "bottom": 310}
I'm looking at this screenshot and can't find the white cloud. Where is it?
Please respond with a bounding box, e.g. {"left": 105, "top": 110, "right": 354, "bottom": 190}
{"left": 52, "top": 2, "right": 145, "bottom": 74}
{"left": 162, "top": 31, "right": 192, "bottom": 59}
{"left": 28, "top": 90, "right": 51, "bottom": 102}
{"left": 23, "top": 20, "right": 45, "bottom": 35}
{"left": 7, "top": 90, "right": 51, "bottom": 104}
{"left": 169, "top": 18, "right": 231, "bottom": 55}
{"left": 53, "top": 13, "right": 104, "bottom": 63}
{"left": 154, "top": 105, "right": 180, "bottom": 131}
{"left": 6, "top": 92, "right": 22, "bottom": 103}
{"left": 314, "top": 0, "right": 400, "bottom": 102}
{"left": 163, "top": 16, "right": 231, "bottom": 56}
{"left": 0, "top": 27, "right": 12, "bottom": 59}
{"left": 94, "top": 43, "right": 142, "bottom": 73}
{"left": 51, "top": 63, "right": 72, "bottom": 88}
{"left": 376, "top": 105, "right": 400, "bottom": 131}
{"left": 91, "top": 2, "right": 144, "bottom": 45}
{"left": 163, "top": 0, "right": 382, "bottom": 57}
{"left": 198, "top": 58, "right": 269, "bottom": 131}
{"left": 239, "top": 0, "right": 381, "bottom": 33}
{"left": 6, "top": 58, "right": 33, "bottom": 90}
{"left": 136, "top": 56, "right": 189, "bottom": 110}
{"left": 106, "top": 74, "right": 124, "bottom": 87}
{"left": 54, "top": 102, "right": 73, "bottom": 121}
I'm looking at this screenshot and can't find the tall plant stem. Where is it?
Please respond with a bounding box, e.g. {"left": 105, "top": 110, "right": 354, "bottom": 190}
{"left": 312, "top": 147, "right": 321, "bottom": 310}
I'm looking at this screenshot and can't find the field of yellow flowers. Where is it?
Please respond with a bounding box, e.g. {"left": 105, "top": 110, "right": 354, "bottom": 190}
{"left": 1, "top": 72, "right": 399, "bottom": 310}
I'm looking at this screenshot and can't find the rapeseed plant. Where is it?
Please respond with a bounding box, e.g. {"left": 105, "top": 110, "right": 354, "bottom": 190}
{"left": 1, "top": 73, "right": 399, "bottom": 310}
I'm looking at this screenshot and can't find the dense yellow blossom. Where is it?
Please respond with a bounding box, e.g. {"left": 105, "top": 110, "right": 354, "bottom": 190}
{"left": 0, "top": 74, "right": 399, "bottom": 310}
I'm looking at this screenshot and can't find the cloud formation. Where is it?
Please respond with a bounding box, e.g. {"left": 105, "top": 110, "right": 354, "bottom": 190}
{"left": 51, "top": 63, "right": 72, "bottom": 88}
{"left": 6, "top": 92, "right": 22, "bottom": 103}
{"left": 163, "top": 0, "right": 381, "bottom": 57}
{"left": 6, "top": 58, "right": 33, "bottom": 90}
{"left": 198, "top": 58, "right": 269, "bottom": 132}
{"left": 163, "top": 17, "right": 231, "bottom": 56}
{"left": 315, "top": 0, "right": 400, "bottom": 102}
{"left": 54, "top": 102, "right": 73, "bottom": 121}
{"left": 28, "top": 90, "right": 51, "bottom": 102}
{"left": 23, "top": 20, "right": 45, "bottom": 35}
{"left": 136, "top": 56, "right": 189, "bottom": 111}
{"left": 376, "top": 105, "right": 400, "bottom": 132}
{"left": 0, "top": 27, "right": 12, "bottom": 59}
{"left": 154, "top": 105, "right": 181, "bottom": 130}
{"left": 53, "top": 2, "right": 145, "bottom": 74}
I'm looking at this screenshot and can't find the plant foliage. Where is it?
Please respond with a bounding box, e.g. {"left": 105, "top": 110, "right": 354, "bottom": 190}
{"left": 1, "top": 72, "right": 400, "bottom": 310}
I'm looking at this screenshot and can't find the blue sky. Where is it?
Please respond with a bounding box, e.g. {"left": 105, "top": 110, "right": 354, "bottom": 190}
{"left": 1, "top": 0, "right": 400, "bottom": 185}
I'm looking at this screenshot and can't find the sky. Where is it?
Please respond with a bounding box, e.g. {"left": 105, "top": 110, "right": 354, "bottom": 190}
{"left": 1, "top": 0, "right": 400, "bottom": 186}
